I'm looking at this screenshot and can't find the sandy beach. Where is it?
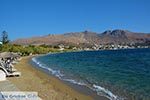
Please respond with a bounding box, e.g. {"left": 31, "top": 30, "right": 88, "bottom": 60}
{"left": 8, "top": 56, "right": 94, "bottom": 100}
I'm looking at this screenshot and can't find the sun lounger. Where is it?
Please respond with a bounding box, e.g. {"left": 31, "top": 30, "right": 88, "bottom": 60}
{"left": 0, "top": 66, "right": 21, "bottom": 77}
{"left": 0, "top": 70, "right": 6, "bottom": 81}
{"left": 1, "top": 62, "right": 17, "bottom": 72}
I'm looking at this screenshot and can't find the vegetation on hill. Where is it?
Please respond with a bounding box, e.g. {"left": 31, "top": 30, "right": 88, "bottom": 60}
{"left": 0, "top": 43, "right": 75, "bottom": 56}
{"left": 0, "top": 31, "right": 74, "bottom": 56}
{"left": 1, "top": 30, "right": 150, "bottom": 56}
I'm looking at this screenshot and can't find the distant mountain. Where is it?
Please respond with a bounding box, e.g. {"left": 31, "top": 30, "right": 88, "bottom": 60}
{"left": 12, "top": 29, "right": 150, "bottom": 47}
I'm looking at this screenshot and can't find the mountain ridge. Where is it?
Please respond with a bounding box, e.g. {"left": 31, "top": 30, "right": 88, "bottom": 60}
{"left": 12, "top": 29, "right": 150, "bottom": 47}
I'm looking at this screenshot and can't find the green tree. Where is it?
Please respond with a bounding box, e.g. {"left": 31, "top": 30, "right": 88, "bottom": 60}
{"left": 1, "top": 31, "right": 10, "bottom": 44}
{"left": 0, "top": 44, "right": 2, "bottom": 51}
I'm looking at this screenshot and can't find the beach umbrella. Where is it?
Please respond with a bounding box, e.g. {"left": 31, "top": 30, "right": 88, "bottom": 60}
{"left": 0, "top": 52, "right": 20, "bottom": 58}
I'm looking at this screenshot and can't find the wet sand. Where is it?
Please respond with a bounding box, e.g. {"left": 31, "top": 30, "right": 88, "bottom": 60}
{"left": 7, "top": 57, "right": 94, "bottom": 100}
{"left": 8, "top": 56, "right": 94, "bottom": 100}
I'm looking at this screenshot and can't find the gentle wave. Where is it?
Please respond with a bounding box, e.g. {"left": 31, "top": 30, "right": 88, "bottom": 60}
{"left": 31, "top": 57, "right": 123, "bottom": 100}
{"left": 92, "top": 84, "right": 124, "bottom": 100}
{"left": 32, "top": 57, "right": 64, "bottom": 79}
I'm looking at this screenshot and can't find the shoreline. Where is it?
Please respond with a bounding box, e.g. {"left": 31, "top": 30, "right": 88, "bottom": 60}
{"left": 30, "top": 55, "right": 109, "bottom": 100}
{"left": 8, "top": 56, "right": 94, "bottom": 100}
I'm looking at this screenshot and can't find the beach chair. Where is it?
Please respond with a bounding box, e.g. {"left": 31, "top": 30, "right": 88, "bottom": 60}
{"left": 0, "top": 66, "right": 21, "bottom": 77}
{"left": 0, "top": 62, "right": 17, "bottom": 72}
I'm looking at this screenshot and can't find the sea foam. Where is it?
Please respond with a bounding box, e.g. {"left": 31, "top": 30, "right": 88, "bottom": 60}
{"left": 31, "top": 57, "right": 64, "bottom": 79}
{"left": 31, "top": 57, "right": 123, "bottom": 100}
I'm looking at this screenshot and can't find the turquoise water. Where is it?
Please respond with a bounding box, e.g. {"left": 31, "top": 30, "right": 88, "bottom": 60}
{"left": 31, "top": 49, "right": 150, "bottom": 100}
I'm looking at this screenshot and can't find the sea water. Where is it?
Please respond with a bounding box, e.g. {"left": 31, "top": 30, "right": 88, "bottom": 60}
{"left": 31, "top": 48, "right": 150, "bottom": 100}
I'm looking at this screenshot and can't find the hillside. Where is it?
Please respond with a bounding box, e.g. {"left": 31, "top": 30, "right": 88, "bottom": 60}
{"left": 12, "top": 29, "right": 150, "bottom": 47}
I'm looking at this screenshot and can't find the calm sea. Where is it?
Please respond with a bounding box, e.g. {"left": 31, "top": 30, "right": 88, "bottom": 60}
{"left": 31, "top": 48, "right": 150, "bottom": 100}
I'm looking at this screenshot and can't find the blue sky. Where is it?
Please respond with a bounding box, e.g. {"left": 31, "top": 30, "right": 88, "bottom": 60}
{"left": 0, "top": 0, "right": 150, "bottom": 40}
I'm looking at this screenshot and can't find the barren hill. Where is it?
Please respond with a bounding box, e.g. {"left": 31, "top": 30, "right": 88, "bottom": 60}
{"left": 12, "top": 29, "right": 150, "bottom": 47}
